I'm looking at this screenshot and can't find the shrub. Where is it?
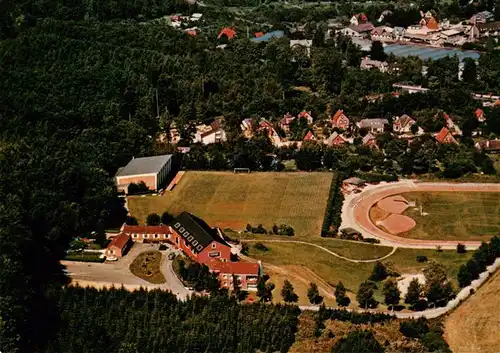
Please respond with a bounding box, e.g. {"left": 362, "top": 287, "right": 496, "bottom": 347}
{"left": 369, "top": 262, "right": 388, "bottom": 281}
{"left": 399, "top": 318, "right": 430, "bottom": 338}
{"left": 254, "top": 242, "right": 268, "bottom": 251}
{"left": 416, "top": 255, "right": 428, "bottom": 262}
{"left": 241, "top": 242, "right": 249, "bottom": 255}
{"left": 331, "top": 330, "right": 384, "bottom": 353}
{"left": 159, "top": 244, "right": 167, "bottom": 251}
{"left": 146, "top": 213, "right": 161, "bottom": 226}
{"left": 457, "top": 243, "right": 466, "bottom": 253}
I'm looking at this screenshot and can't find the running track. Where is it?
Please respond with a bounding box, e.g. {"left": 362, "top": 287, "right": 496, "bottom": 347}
{"left": 346, "top": 181, "right": 500, "bottom": 250}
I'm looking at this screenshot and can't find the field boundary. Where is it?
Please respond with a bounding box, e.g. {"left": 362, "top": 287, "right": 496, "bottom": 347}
{"left": 344, "top": 181, "right": 500, "bottom": 249}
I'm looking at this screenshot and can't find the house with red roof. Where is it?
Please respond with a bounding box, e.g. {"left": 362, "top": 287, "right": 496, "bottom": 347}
{"left": 331, "top": 110, "right": 350, "bottom": 130}
{"left": 350, "top": 13, "right": 368, "bottom": 26}
{"left": 298, "top": 110, "right": 314, "bottom": 124}
{"left": 435, "top": 127, "right": 458, "bottom": 144}
{"left": 218, "top": 27, "right": 237, "bottom": 40}
{"left": 325, "top": 132, "right": 347, "bottom": 147}
{"left": 122, "top": 225, "right": 172, "bottom": 242}
{"left": 254, "top": 32, "right": 264, "bottom": 38}
{"left": 475, "top": 139, "right": 500, "bottom": 152}
{"left": 194, "top": 120, "right": 227, "bottom": 144}
{"left": 475, "top": 108, "right": 486, "bottom": 122}
{"left": 105, "top": 233, "right": 132, "bottom": 259}
{"left": 362, "top": 133, "right": 378, "bottom": 148}
{"left": 279, "top": 113, "right": 295, "bottom": 133}
{"left": 393, "top": 114, "right": 416, "bottom": 134}
{"left": 303, "top": 130, "right": 316, "bottom": 141}
{"left": 209, "top": 260, "right": 261, "bottom": 290}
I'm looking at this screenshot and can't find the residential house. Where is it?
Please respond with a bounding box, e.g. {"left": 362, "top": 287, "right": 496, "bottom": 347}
{"left": 393, "top": 114, "right": 417, "bottom": 134}
{"left": 115, "top": 155, "right": 173, "bottom": 193}
{"left": 241, "top": 118, "right": 254, "bottom": 138}
{"left": 209, "top": 260, "right": 261, "bottom": 290}
{"left": 350, "top": 13, "right": 369, "bottom": 26}
{"left": 441, "top": 112, "right": 462, "bottom": 135}
{"left": 298, "top": 110, "right": 314, "bottom": 124}
{"left": 435, "top": 127, "right": 458, "bottom": 144}
{"left": 470, "top": 11, "right": 494, "bottom": 24}
{"left": 194, "top": 120, "right": 227, "bottom": 144}
{"left": 362, "top": 133, "right": 378, "bottom": 148}
{"left": 469, "top": 21, "right": 500, "bottom": 40}
{"left": 392, "top": 27, "right": 406, "bottom": 41}
{"left": 105, "top": 233, "right": 131, "bottom": 259}
{"left": 371, "top": 26, "right": 394, "bottom": 42}
{"left": 122, "top": 225, "right": 172, "bottom": 242}
{"left": 360, "top": 58, "right": 389, "bottom": 73}
{"left": 419, "top": 11, "right": 439, "bottom": 30}
{"left": 331, "top": 110, "right": 350, "bottom": 130}
{"left": 340, "top": 23, "right": 375, "bottom": 37}
{"left": 279, "top": 113, "right": 295, "bottom": 133}
{"left": 325, "top": 132, "right": 347, "bottom": 147}
{"left": 258, "top": 119, "right": 282, "bottom": 146}
{"left": 475, "top": 139, "right": 500, "bottom": 153}
{"left": 475, "top": 108, "right": 486, "bottom": 122}
{"left": 303, "top": 130, "right": 316, "bottom": 142}
{"left": 357, "top": 118, "right": 389, "bottom": 134}
{"left": 218, "top": 27, "right": 237, "bottom": 40}
{"left": 393, "top": 83, "right": 429, "bottom": 94}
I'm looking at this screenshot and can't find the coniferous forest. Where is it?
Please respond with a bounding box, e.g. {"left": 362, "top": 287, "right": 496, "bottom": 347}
{"left": 45, "top": 287, "right": 300, "bottom": 353}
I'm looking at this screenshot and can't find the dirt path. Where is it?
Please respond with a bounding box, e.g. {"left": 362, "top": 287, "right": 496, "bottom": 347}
{"left": 444, "top": 270, "right": 500, "bottom": 353}
{"left": 243, "top": 239, "right": 397, "bottom": 263}
{"left": 345, "top": 181, "right": 500, "bottom": 249}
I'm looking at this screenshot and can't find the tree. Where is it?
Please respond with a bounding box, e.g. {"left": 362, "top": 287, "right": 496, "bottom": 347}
{"left": 146, "top": 213, "right": 161, "bottom": 226}
{"left": 382, "top": 279, "right": 400, "bottom": 311}
{"left": 125, "top": 216, "right": 139, "bottom": 225}
{"left": 370, "top": 262, "right": 389, "bottom": 281}
{"left": 335, "top": 281, "right": 350, "bottom": 307}
{"left": 356, "top": 280, "right": 378, "bottom": 309}
{"left": 307, "top": 282, "right": 323, "bottom": 304}
{"left": 257, "top": 277, "right": 275, "bottom": 302}
{"left": 281, "top": 280, "right": 298, "bottom": 303}
{"left": 161, "top": 211, "right": 174, "bottom": 225}
{"left": 423, "top": 261, "right": 455, "bottom": 305}
{"left": 456, "top": 243, "right": 466, "bottom": 253}
{"left": 404, "top": 278, "right": 422, "bottom": 306}
{"left": 457, "top": 264, "right": 473, "bottom": 288}
{"left": 370, "top": 40, "right": 386, "bottom": 61}
{"left": 331, "top": 330, "right": 384, "bottom": 353}
{"left": 462, "top": 58, "right": 477, "bottom": 85}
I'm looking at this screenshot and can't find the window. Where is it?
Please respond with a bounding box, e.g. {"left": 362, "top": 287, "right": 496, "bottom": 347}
{"left": 212, "top": 243, "right": 216, "bottom": 249}
{"left": 155, "top": 234, "right": 158, "bottom": 239}
{"left": 144, "top": 234, "right": 149, "bottom": 239}
{"left": 209, "top": 251, "right": 221, "bottom": 258}
{"left": 132, "top": 234, "right": 138, "bottom": 238}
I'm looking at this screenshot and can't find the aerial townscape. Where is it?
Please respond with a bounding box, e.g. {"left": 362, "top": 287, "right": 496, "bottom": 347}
{"left": 1, "top": 0, "right": 500, "bottom": 352}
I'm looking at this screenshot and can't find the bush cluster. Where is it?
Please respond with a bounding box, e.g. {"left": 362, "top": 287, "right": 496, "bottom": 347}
{"left": 457, "top": 236, "right": 500, "bottom": 288}
{"left": 354, "top": 171, "right": 398, "bottom": 183}
{"left": 271, "top": 223, "right": 295, "bottom": 236}
{"left": 400, "top": 318, "right": 451, "bottom": 353}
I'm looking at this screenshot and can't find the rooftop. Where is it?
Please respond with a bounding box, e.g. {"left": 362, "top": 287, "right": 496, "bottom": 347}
{"left": 173, "top": 212, "right": 229, "bottom": 252}
{"left": 116, "top": 155, "right": 172, "bottom": 177}
{"left": 107, "top": 233, "right": 131, "bottom": 250}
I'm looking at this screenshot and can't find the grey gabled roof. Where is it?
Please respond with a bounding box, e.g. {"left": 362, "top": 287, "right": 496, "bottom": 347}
{"left": 172, "top": 212, "right": 229, "bottom": 253}
{"left": 116, "top": 155, "right": 172, "bottom": 177}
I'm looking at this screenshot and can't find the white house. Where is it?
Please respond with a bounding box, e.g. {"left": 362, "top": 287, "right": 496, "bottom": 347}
{"left": 194, "top": 120, "right": 227, "bottom": 145}
{"left": 357, "top": 118, "right": 389, "bottom": 134}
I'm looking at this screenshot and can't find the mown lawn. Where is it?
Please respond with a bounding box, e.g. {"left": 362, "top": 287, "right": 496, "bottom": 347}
{"left": 128, "top": 171, "right": 334, "bottom": 239}
{"left": 247, "top": 242, "right": 471, "bottom": 295}
{"left": 400, "top": 192, "right": 500, "bottom": 241}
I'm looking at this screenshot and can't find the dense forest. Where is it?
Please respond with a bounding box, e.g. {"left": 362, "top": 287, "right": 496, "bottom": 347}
{"left": 1, "top": 0, "right": 500, "bottom": 351}
{"left": 45, "top": 286, "right": 300, "bottom": 353}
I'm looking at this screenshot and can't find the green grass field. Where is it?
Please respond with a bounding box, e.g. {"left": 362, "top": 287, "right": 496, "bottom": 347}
{"left": 247, "top": 241, "right": 471, "bottom": 295}
{"left": 128, "top": 171, "right": 334, "bottom": 239}
{"left": 400, "top": 192, "right": 500, "bottom": 241}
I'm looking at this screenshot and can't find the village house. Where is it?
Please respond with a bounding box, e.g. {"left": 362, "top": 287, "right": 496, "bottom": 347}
{"left": 115, "top": 154, "right": 173, "bottom": 193}
{"left": 357, "top": 118, "right": 389, "bottom": 134}
{"left": 393, "top": 114, "right": 417, "bottom": 134}
{"left": 470, "top": 11, "right": 494, "bottom": 24}
{"left": 209, "top": 260, "right": 261, "bottom": 291}
{"left": 279, "top": 113, "right": 295, "bottom": 133}
{"left": 331, "top": 110, "right": 350, "bottom": 130}
{"left": 257, "top": 119, "right": 282, "bottom": 146}
{"left": 350, "top": 13, "right": 369, "bottom": 26}
{"left": 360, "top": 58, "right": 390, "bottom": 73}
{"left": 362, "top": 133, "right": 378, "bottom": 148}
{"left": 303, "top": 130, "right": 316, "bottom": 142}
{"left": 435, "top": 127, "right": 458, "bottom": 144}
{"left": 340, "top": 23, "right": 375, "bottom": 37}
{"left": 475, "top": 108, "right": 486, "bottom": 122}
{"left": 122, "top": 225, "right": 171, "bottom": 242}
{"left": 475, "top": 139, "right": 500, "bottom": 153}
{"left": 298, "top": 110, "right": 314, "bottom": 124}
{"left": 218, "top": 27, "right": 237, "bottom": 40}
{"left": 370, "top": 26, "right": 394, "bottom": 42}
{"left": 105, "top": 233, "right": 132, "bottom": 259}
{"left": 240, "top": 118, "right": 254, "bottom": 138}
{"left": 290, "top": 39, "right": 313, "bottom": 56}
{"left": 194, "top": 120, "right": 227, "bottom": 144}
{"left": 469, "top": 21, "right": 500, "bottom": 40}
{"left": 441, "top": 112, "right": 462, "bottom": 136}
{"left": 325, "top": 132, "right": 347, "bottom": 147}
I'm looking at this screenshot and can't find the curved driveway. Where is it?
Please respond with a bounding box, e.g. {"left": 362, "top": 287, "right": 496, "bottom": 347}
{"left": 343, "top": 180, "right": 500, "bottom": 250}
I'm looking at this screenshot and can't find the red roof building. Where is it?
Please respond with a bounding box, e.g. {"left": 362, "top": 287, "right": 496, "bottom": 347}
{"left": 105, "top": 233, "right": 131, "bottom": 258}
{"left": 122, "top": 225, "right": 172, "bottom": 242}
{"left": 209, "top": 259, "right": 261, "bottom": 290}
{"left": 298, "top": 110, "right": 314, "bottom": 124}
{"left": 254, "top": 32, "right": 264, "bottom": 38}
{"left": 331, "top": 110, "right": 350, "bottom": 130}
{"left": 218, "top": 27, "right": 237, "bottom": 40}
{"left": 362, "top": 133, "right": 378, "bottom": 148}
{"left": 303, "top": 130, "right": 316, "bottom": 141}
{"left": 475, "top": 108, "right": 486, "bottom": 122}
{"left": 279, "top": 113, "right": 295, "bottom": 132}
{"left": 435, "top": 127, "right": 458, "bottom": 144}
{"left": 326, "top": 132, "right": 346, "bottom": 147}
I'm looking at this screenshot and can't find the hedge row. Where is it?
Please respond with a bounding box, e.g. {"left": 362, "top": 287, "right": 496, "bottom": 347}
{"left": 354, "top": 171, "right": 398, "bottom": 183}
{"left": 64, "top": 253, "right": 105, "bottom": 263}
{"left": 321, "top": 174, "right": 344, "bottom": 237}
{"left": 457, "top": 236, "right": 500, "bottom": 288}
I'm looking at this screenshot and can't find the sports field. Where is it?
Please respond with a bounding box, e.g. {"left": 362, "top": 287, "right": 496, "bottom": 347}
{"left": 400, "top": 192, "right": 500, "bottom": 241}
{"left": 445, "top": 270, "right": 500, "bottom": 353}
{"left": 128, "top": 171, "right": 333, "bottom": 239}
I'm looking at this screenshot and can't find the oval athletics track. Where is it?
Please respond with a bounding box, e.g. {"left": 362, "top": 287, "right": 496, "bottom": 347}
{"left": 351, "top": 181, "right": 500, "bottom": 249}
